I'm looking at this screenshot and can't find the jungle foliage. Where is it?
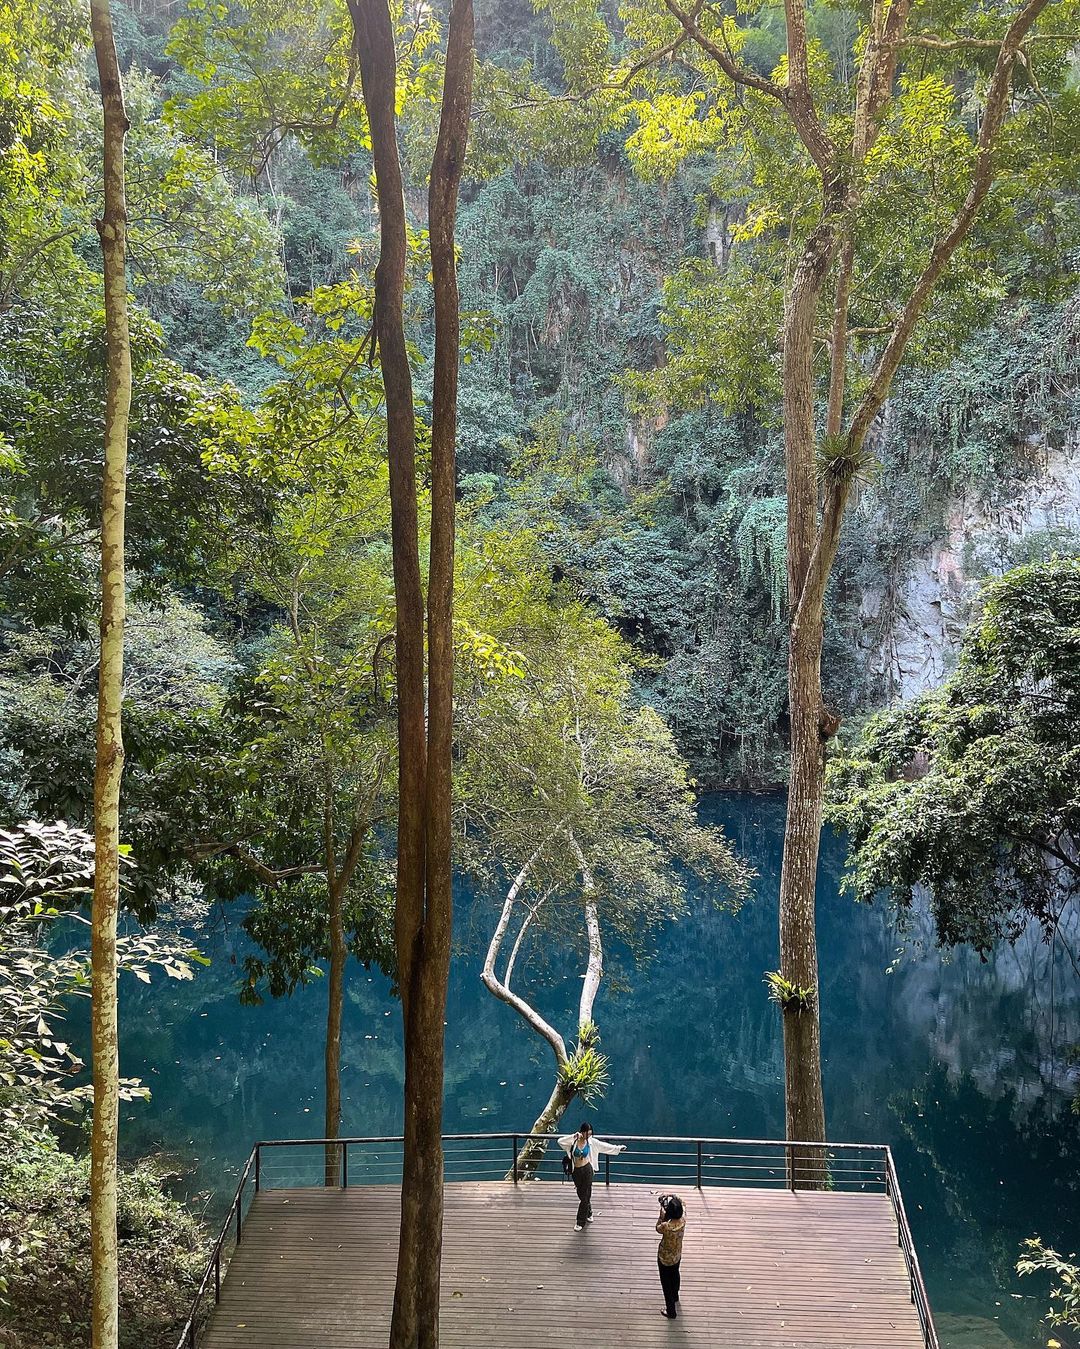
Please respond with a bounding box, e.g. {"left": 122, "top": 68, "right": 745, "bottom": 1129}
{"left": 3, "top": 0, "right": 1080, "bottom": 1334}
{"left": 827, "top": 559, "right": 1080, "bottom": 951}
{"left": 0, "top": 1130, "right": 204, "bottom": 1349}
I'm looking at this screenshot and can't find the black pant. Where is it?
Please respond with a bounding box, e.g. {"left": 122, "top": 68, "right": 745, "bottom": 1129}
{"left": 658, "top": 1259, "right": 681, "bottom": 1317}
{"left": 573, "top": 1162, "right": 593, "bottom": 1225}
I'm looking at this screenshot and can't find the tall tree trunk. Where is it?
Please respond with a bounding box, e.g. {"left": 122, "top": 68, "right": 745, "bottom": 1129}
{"left": 350, "top": 2, "right": 473, "bottom": 1343}
{"left": 511, "top": 1077, "right": 577, "bottom": 1178}
{"left": 400, "top": 2, "right": 473, "bottom": 1337}
{"left": 773, "top": 0, "right": 1046, "bottom": 1179}
{"left": 778, "top": 614, "right": 828, "bottom": 1180}
{"left": 669, "top": 0, "right": 1050, "bottom": 1193}
{"left": 89, "top": 2, "right": 131, "bottom": 1345}
{"left": 349, "top": 6, "right": 428, "bottom": 1337}
{"left": 324, "top": 876, "right": 345, "bottom": 1187}
{"left": 777, "top": 215, "right": 839, "bottom": 1176}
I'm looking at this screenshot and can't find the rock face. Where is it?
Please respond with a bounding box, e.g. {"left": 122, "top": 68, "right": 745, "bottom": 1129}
{"left": 863, "top": 432, "right": 1080, "bottom": 700}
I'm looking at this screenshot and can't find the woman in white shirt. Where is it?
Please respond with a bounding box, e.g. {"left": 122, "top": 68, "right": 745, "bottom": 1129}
{"left": 556, "top": 1122, "right": 626, "bottom": 1230}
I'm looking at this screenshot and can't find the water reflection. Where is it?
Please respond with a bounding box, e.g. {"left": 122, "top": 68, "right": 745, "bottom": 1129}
{"left": 93, "top": 793, "right": 1078, "bottom": 1348}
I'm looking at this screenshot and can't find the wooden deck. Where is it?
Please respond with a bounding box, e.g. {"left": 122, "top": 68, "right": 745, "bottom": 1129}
{"left": 200, "top": 1181, "right": 927, "bottom": 1349}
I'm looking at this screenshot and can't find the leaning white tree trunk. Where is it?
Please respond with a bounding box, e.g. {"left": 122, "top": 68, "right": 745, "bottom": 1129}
{"left": 89, "top": 2, "right": 131, "bottom": 1345}
{"left": 481, "top": 835, "right": 607, "bottom": 1178}
{"left": 575, "top": 839, "right": 603, "bottom": 1030}
{"left": 481, "top": 844, "right": 568, "bottom": 1061}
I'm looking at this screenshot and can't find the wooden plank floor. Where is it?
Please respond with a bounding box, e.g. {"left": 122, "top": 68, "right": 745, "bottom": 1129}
{"left": 199, "top": 1181, "right": 928, "bottom": 1349}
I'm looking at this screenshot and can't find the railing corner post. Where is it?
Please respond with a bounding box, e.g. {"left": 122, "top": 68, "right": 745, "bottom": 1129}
{"left": 696, "top": 1141, "right": 702, "bottom": 1189}
{"left": 254, "top": 1144, "right": 261, "bottom": 1192}
{"left": 512, "top": 1135, "right": 519, "bottom": 1184}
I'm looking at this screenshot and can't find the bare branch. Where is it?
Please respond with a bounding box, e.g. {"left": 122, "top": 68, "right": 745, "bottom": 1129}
{"left": 504, "top": 886, "right": 552, "bottom": 990}
{"left": 569, "top": 834, "right": 603, "bottom": 1032}
{"left": 186, "top": 841, "right": 326, "bottom": 885}
{"left": 905, "top": 30, "right": 1076, "bottom": 49}
{"left": 660, "top": 0, "right": 787, "bottom": 102}
{"left": 481, "top": 839, "right": 569, "bottom": 1065}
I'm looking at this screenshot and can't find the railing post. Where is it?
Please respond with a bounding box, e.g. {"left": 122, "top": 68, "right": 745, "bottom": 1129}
{"left": 254, "top": 1145, "right": 261, "bottom": 1192}
{"left": 236, "top": 1196, "right": 242, "bottom": 1246}
{"left": 787, "top": 1144, "right": 795, "bottom": 1192}
{"left": 512, "top": 1135, "right": 519, "bottom": 1184}
{"left": 696, "top": 1142, "right": 702, "bottom": 1189}
{"left": 214, "top": 1246, "right": 221, "bottom": 1303}
{"left": 604, "top": 1153, "right": 610, "bottom": 1187}
{"left": 342, "top": 1142, "right": 348, "bottom": 1189}
{"left": 188, "top": 1323, "right": 196, "bottom": 1349}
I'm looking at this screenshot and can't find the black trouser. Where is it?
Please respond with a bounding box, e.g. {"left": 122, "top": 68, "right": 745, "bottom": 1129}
{"left": 573, "top": 1162, "right": 593, "bottom": 1224}
{"left": 658, "top": 1259, "right": 681, "bottom": 1317}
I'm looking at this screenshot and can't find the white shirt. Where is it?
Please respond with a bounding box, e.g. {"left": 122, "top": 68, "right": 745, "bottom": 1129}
{"left": 556, "top": 1133, "right": 625, "bottom": 1169}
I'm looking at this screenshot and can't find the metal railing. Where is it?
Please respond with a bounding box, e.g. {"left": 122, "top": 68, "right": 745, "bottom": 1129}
{"left": 177, "top": 1132, "right": 938, "bottom": 1349}
{"left": 175, "top": 1143, "right": 259, "bottom": 1349}
{"left": 885, "top": 1148, "right": 941, "bottom": 1349}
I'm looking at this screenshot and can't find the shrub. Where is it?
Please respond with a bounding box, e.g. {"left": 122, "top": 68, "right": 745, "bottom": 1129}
{"left": 0, "top": 1130, "right": 205, "bottom": 1349}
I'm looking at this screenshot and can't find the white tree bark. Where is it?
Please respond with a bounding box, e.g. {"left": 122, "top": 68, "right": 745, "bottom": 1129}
{"left": 481, "top": 832, "right": 609, "bottom": 1179}
{"left": 572, "top": 836, "right": 602, "bottom": 1031}
{"left": 481, "top": 843, "right": 568, "bottom": 1063}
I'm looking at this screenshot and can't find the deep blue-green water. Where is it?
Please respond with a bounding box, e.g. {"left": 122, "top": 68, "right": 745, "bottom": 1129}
{"left": 92, "top": 795, "right": 1080, "bottom": 1348}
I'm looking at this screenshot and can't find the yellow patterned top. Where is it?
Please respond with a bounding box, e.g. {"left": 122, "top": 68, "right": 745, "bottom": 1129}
{"left": 655, "top": 1214, "right": 685, "bottom": 1266}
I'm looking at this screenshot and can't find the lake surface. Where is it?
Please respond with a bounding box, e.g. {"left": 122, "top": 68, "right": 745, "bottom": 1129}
{"left": 97, "top": 794, "right": 1080, "bottom": 1349}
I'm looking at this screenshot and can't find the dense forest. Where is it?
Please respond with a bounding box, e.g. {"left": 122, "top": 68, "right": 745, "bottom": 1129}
{"left": 3, "top": 0, "right": 1080, "bottom": 1345}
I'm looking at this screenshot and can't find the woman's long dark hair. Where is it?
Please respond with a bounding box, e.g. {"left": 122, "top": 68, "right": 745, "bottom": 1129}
{"left": 661, "top": 1194, "right": 684, "bottom": 1220}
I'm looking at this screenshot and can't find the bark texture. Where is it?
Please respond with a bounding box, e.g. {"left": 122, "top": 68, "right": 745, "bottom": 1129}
{"left": 89, "top": 2, "right": 131, "bottom": 1344}
{"left": 349, "top": 1, "right": 473, "bottom": 1342}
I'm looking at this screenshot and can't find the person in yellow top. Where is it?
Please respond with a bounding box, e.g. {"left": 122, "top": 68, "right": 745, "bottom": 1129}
{"left": 655, "top": 1193, "right": 686, "bottom": 1320}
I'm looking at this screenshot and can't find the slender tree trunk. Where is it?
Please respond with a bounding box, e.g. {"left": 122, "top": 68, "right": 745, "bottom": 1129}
{"left": 324, "top": 877, "right": 346, "bottom": 1187}
{"left": 349, "top": 7, "right": 427, "bottom": 1338}
{"left": 323, "top": 800, "right": 381, "bottom": 1188}
{"left": 398, "top": 2, "right": 474, "bottom": 1340}
{"left": 774, "top": 0, "right": 1045, "bottom": 1181}
{"left": 668, "top": 0, "right": 1049, "bottom": 1193}
{"left": 89, "top": 3, "right": 130, "bottom": 1345}
{"left": 777, "top": 215, "right": 839, "bottom": 1176}
{"left": 350, "top": 3, "right": 473, "bottom": 1343}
